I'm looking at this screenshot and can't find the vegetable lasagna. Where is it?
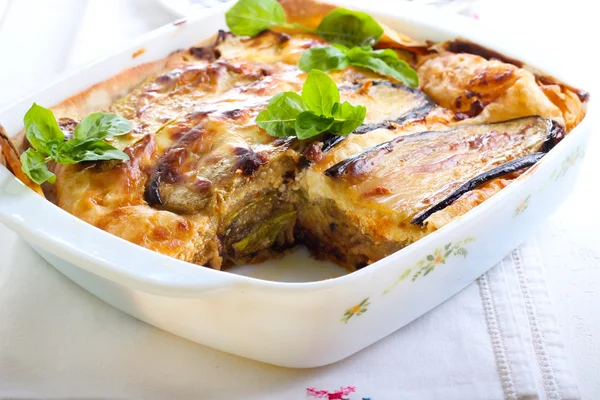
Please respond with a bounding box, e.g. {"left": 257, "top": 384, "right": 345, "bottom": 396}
{"left": 0, "top": 0, "right": 588, "bottom": 271}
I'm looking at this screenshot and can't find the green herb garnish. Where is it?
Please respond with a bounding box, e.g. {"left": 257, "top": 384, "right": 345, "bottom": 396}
{"left": 256, "top": 70, "right": 366, "bottom": 139}
{"left": 254, "top": 92, "right": 306, "bottom": 137}
{"left": 299, "top": 45, "right": 419, "bottom": 87}
{"left": 225, "top": 0, "right": 287, "bottom": 37}
{"left": 314, "top": 8, "right": 383, "bottom": 48}
{"left": 225, "top": 0, "right": 383, "bottom": 48}
{"left": 20, "top": 103, "right": 132, "bottom": 185}
{"left": 225, "top": 0, "right": 418, "bottom": 86}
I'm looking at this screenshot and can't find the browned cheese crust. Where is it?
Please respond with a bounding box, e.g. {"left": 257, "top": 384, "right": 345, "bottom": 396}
{"left": 1, "top": 0, "right": 587, "bottom": 271}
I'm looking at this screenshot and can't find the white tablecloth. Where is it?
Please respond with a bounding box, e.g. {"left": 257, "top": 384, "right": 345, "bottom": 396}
{"left": 0, "top": 0, "right": 597, "bottom": 398}
{"left": 0, "top": 234, "right": 580, "bottom": 399}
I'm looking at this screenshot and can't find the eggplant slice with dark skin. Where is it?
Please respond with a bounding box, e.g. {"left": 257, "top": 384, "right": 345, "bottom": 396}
{"left": 343, "top": 82, "right": 436, "bottom": 134}
{"left": 144, "top": 121, "right": 217, "bottom": 214}
{"left": 411, "top": 152, "right": 545, "bottom": 226}
{"left": 325, "top": 116, "right": 560, "bottom": 178}
{"left": 324, "top": 116, "right": 562, "bottom": 224}
{"left": 320, "top": 81, "right": 436, "bottom": 152}
{"left": 410, "top": 119, "right": 564, "bottom": 225}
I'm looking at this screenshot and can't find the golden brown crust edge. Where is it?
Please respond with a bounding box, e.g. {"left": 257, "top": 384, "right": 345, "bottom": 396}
{"left": 0, "top": 125, "right": 44, "bottom": 196}
{"left": 52, "top": 58, "right": 171, "bottom": 118}
{"left": 5, "top": 52, "right": 182, "bottom": 154}
{"left": 1, "top": 48, "right": 186, "bottom": 198}
{"left": 50, "top": 33, "right": 225, "bottom": 118}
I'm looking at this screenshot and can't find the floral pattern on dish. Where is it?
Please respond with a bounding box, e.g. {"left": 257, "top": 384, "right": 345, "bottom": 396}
{"left": 552, "top": 145, "right": 585, "bottom": 181}
{"left": 341, "top": 297, "right": 370, "bottom": 324}
{"left": 383, "top": 237, "right": 476, "bottom": 294}
{"left": 513, "top": 195, "right": 531, "bottom": 218}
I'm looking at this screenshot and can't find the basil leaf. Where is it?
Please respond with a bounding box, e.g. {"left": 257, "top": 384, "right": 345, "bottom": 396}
{"left": 23, "top": 103, "right": 65, "bottom": 156}
{"left": 369, "top": 48, "right": 399, "bottom": 59}
{"left": 353, "top": 56, "right": 419, "bottom": 88}
{"left": 316, "top": 8, "right": 384, "bottom": 47}
{"left": 298, "top": 46, "right": 350, "bottom": 73}
{"left": 368, "top": 48, "right": 419, "bottom": 87}
{"left": 73, "top": 112, "right": 133, "bottom": 141}
{"left": 330, "top": 102, "right": 367, "bottom": 135}
{"left": 20, "top": 148, "right": 55, "bottom": 184}
{"left": 256, "top": 92, "right": 307, "bottom": 137}
{"left": 347, "top": 47, "right": 419, "bottom": 87}
{"left": 225, "top": 0, "right": 285, "bottom": 37}
{"left": 20, "top": 106, "right": 132, "bottom": 185}
{"left": 295, "top": 111, "right": 334, "bottom": 140}
{"left": 56, "top": 139, "right": 130, "bottom": 164}
{"left": 301, "top": 70, "right": 339, "bottom": 117}
{"left": 256, "top": 53, "right": 369, "bottom": 139}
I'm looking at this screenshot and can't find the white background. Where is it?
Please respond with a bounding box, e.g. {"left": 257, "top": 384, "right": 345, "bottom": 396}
{"left": 0, "top": 0, "right": 598, "bottom": 397}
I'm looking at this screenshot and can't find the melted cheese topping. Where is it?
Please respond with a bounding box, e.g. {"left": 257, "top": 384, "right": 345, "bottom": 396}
{"left": 50, "top": 28, "right": 586, "bottom": 270}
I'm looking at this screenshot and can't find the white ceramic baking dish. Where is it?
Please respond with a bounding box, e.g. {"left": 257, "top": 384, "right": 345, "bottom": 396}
{"left": 0, "top": 1, "right": 592, "bottom": 368}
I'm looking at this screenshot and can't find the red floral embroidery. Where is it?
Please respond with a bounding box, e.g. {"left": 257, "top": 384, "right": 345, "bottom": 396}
{"left": 307, "top": 386, "right": 356, "bottom": 399}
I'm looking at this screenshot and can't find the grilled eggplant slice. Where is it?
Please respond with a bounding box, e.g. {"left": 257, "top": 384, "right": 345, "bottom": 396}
{"left": 297, "top": 116, "right": 556, "bottom": 268}
{"left": 324, "top": 116, "right": 555, "bottom": 178}
{"left": 340, "top": 81, "right": 435, "bottom": 132}
{"left": 411, "top": 152, "right": 545, "bottom": 226}
{"left": 319, "top": 82, "right": 435, "bottom": 152}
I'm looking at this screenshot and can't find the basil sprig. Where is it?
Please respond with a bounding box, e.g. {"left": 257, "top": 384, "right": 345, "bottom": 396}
{"left": 225, "top": 0, "right": 287, "bottom": 37}
{"left": 315, "top": 8, "right": 383, "bottom": 48}
{"left": 225, "top": 0, "right": 419, "bottom": 87}
{"left": 299, "top": 45, "right": 419, "bottom": 88}
{"left": 225, "top": 0, "right": 383, "bottom": 48}
{"left": 20, "top": 103, "right": 132, "bottom": 185}
{"left": 256, "top": 70, "right": 366, "bottom": 140}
